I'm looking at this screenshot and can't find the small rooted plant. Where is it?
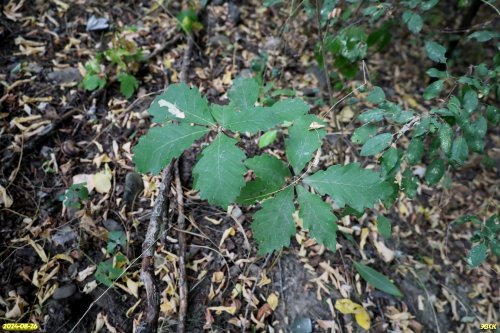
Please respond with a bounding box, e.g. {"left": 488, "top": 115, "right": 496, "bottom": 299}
{"left": 60, "top": 183, "right": 88, "bottom": 209}
{"left": 133, "top": 77, "right": 395, "bottom": 253}
{"left": 133, "top": 77, "right": 404, "bottom": 294}
{"left": 82, "top": 29, "right": 143, "bottom": 98}
{"left": 95, "top": 230, "right": 128, "bottom": 287}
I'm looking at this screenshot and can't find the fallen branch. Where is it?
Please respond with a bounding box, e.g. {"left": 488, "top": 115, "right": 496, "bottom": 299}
{"left": 137, "top": 31, "right": 194, "bottom": 333}
{"left": 174, "top": 161, "right": 188, "bottom": 333}
{"left": 136, "top": 163, "right": 174, "bottom": 333}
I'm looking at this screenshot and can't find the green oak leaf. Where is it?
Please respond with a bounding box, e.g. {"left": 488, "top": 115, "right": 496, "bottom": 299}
{"left": 237, "top": 155, "right": 291, "bottom": 205}
{"left": 297, "top": 186, "right": 338, "bottom": 252}
{"left": 148, "top": 83, "right": 214, "bottom": 125}
{"left": 228, "top": 77, "right": 260, "bottom": 110}
{"left": 251, "top": 187, "right": 295, "bottom": 254}
{"left": 425, "top": 159, "right": 445, "bottom": 185}
{"left": 438, "top": 122, "right": 453, "bottom": 156}
{"left": 463, "top": 90, "right": 478, "bottom": 114}
{"left": 358, "top": 109, "right": 385, "bottom": 122}
{"left": 402, "top": 10, "right": 423, "bottom": 34}
{"left": 425, "top": 40, "right": 447, "bottom": 63}
{"left": 367, "top": 86, "right": 386, "bottom": 104}
{"left": 352, "top": 123, "right": 378, "bottom": 144}
{"left": 468, "top": 30, "right": 500, "bottom": 42}
{"left": 423, "top": 79, "right": 444, "bottom": 100}
{"left": 212, "top": 105, "right": 276, "bottom": 134}
{"left": 285, "top": 114, "right": 326, "bottom": 173}
{"left": 269, "top": 98, "right": 310, "bottom": 122}
{"left": 406, "top": 138, "right": 424, "bottom": 165}
{"left": 450, "top": 136, "right": 468, "bottom": 167}
{"left": 133, "top": 124, "right": 209, "bottom": 175}
{"left": 360, "top": 133, "right": 392, "bottom": 156}
{"left": 83, "top": 74, "right": 106, "bottom": 91}
{"left": 192, "top": 134, "right": 247, "bottom": 207}
{"left": 467, "top": 243, "right": 488, "bottom": 267}
{"left": 402, "top": 169, "right": 418, "bottom": 198}
{"left": 304, "top": 163, "right": 393, "bottom": 211}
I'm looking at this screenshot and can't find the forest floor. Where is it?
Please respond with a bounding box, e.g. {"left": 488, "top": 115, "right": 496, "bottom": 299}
{"left": 0, "top": 1, "right": 499, "bottom": 333}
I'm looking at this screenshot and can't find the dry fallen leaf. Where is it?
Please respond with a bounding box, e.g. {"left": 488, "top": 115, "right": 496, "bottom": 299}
{"left": 335, "top": 298, "right": 371, "bottom": 330}
{"left": 267, "top": 292, "right": 279, "bottom": 311}
{"left": 208, "top": 306, "right": 236, "bottom": 315}
{"left": 0, "top": 184, "right": 13, "bottom": 208}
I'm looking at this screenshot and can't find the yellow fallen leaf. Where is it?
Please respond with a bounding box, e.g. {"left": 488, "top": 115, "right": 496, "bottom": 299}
{"left": 335, "top": 298, "right": 362, "bottom": 314}
{"left": 212, "top": 271, "right": 224, "bottom": 284}
{"left": 219, "top": 227, "right": 235, "bottom": 247}
{"left": 335, "top": 298, "right": 371, "bottom": 331}
{"left": 267, "top": 292, "right": 279, "bottom": 311}
{"left": 126, "top": 278, "right": 139, "bottom": 298}
{"left": 355, "top": 308, "right": 371, "bottom": 330}
{"left": 92, "top": 165, "right": 112, "bottom": 194}
{"left": 208, "top": 306, "right": 236, "bottom": 315}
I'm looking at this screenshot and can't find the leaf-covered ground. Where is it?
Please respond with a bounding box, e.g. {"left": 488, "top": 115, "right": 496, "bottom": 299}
{"left": 0, "top": 1, "right": 498, "bottom": 332}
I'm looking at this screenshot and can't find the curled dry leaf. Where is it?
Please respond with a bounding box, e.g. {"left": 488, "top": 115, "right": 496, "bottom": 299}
{"left": 256, "top": 303, "right": 273, "bottom": 321}
{"left": 0, "top": 185, "right": 13, "bottom": 208}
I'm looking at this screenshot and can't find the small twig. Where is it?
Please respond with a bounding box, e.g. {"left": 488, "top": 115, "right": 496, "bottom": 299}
{"left": 174, "top": 161, "right": 188, "bottom": 333}
{"left": 136, "top": 163, "right": 175, "bottom": 333}
{"left": 179, "top": 37, "right": 194, "bottom": 84}
{"left": 241, "top": 254, "right": 272, "bottom": 333}
{"left": 144, "top": 32, "right": 182, "bottom": 61}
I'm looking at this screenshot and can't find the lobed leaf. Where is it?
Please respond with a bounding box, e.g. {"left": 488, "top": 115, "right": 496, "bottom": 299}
{"left": 251, "top": 187, "right": 295, "bottom": 254}
{"left": 304, "top": 163, "right": 393, "bottom": 211}
{"left": 297, "top": 186, "right": 338, "bottom": 252}
{"left": 285, "top": 115, "right": 326, "bottom": 173}
{"left": 148, "top": 83, "right": 214, "bottom": 125}
{"left": 133, "top": 124, "right": 209, "bottom": 175}
{"left": 193, "top": 134, "right": 247, "bottom": 207}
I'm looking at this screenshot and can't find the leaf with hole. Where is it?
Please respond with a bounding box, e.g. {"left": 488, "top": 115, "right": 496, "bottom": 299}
{"left": 148, "top": 83, "right": 214, "bottom": 125}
